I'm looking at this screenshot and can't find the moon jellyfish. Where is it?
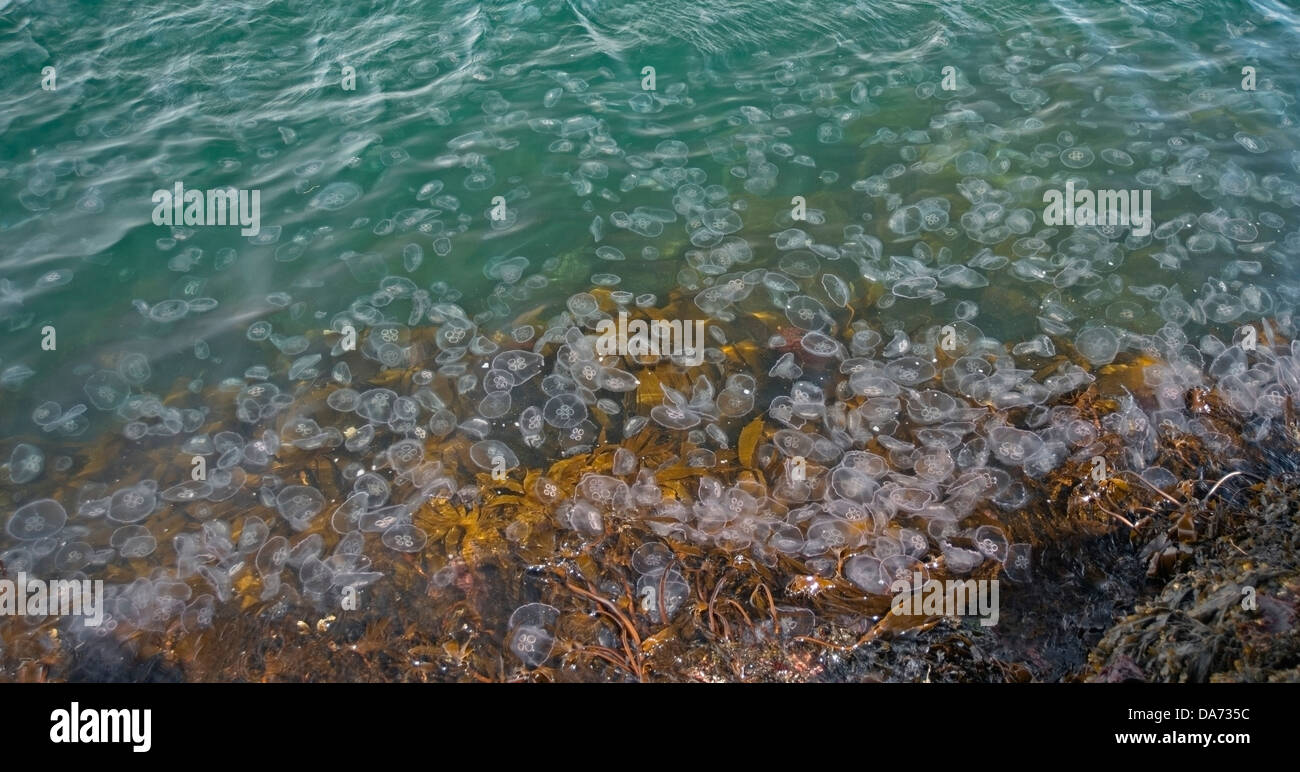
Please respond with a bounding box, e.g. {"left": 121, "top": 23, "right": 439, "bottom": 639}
{"left": 974, "top": 525, "right": 1008, "bottom": 563}
{"left": 821, "top": 274, "right": 851, "bottom": 308}
{"left": 1100, "top": 148, "right": 1134, "bottom": 166}
{"left": 988, "top": 427, "right": 1044, "bottom": 467}
{"left": 109, "top": 485, "right": 156, "bottom": 523}
{"left": 356, "top": 388, "right": 398, "bottom": 423}
{"left": 54, "top": 541, "right": 92, "bottom": 571}
{"left": 162, "top": 480, "right": 212, "bottom": 502}
{"left": 887, "top": 205, "right": 924, "bottom": 236}
{"left": 276, "top": 485, "right": 325, "bottom": 530}
{"left": 942, "top": 541, "right": 984, "bottom": 574}
{"left": 478, "top": 391, "right": 511, "bottom": 419}
{"left": 237, "top": 517, "right": 270, "bottom": 554}
{"left": 1060, "top": 146, "right": 1095, "bottom": 169}
{"left": 631, "top": 543, "right": 673, "bottom": 574}
{"left": 507, "top": 603, "right": 560, "bottom": 668}
{"left": 326, "top": 388, "right": 360, "bottom": 412}
{"left": 880, "top": 555, "right": 927, "bottom": 592}
{"left": 1003, "top": 543, "right": 1032, "bottom": 582}
{"left": 148, "top": 299, "right": 189, "bottom": 322}
{"left": 1075, "top": 326, "right": 1120, "bottom": 365}
{"left": 31, "top": 401, "right": 62, "bottom": 429}
{"left": 566, "top": 292, "right": 599, "bottom": 317}
{"left": 117, "top": 353, "right": 152, "bottom": 384}
{"left": 387, "top": 439, "right": 424, "bottom": 474}
{"left": 382, "top": 523, "right": 428, "bottom": 553}
{"left": 1221, "top": 219, "right": 1257, "bottom": 242}
{"left": 637, "top": 568, "right": 689, "bottom": 623}
{"left": 884, "top": 356, "right": 936, "bottom": 386}
{"left": 470, "top": 440, "right": 519, "bottom": 472}
{"left": 543, "top": 393, "right": 587, "bottom": 429}
{"left": 85, "top": 370, "right": 130, "bottom": 410}
{"left": 844, "top": 555, "right": 888, "bottom": 595}
{"left": 183, "top": 595, "right": 216, "bottom": 631}
{"left": 119, "top": 531, "right": 158, "bottom": 559}
{"left": 310, "top": 182, "right": 363, "bottom": 210}
{"left": 785, "top": 295, "right": 830, "bottom": 331}
{"left": 6, "top": 499, "right": 67, "bottom": 539}
{"left": 650, "top": 404, "right": 700, "bottom": 430}
{"left": 1234, "top": 132, "right": 1268, "bottom": 153}
{"left": 7, "top": 443, "right": 44, "bottom": 483}
{"left": 891, "top": 276, "right": 938, "bottom": 299}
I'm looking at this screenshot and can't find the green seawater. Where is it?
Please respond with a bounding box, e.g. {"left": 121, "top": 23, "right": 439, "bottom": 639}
{"left": 1, "top": 0, "right": 1297, "bottom": 415}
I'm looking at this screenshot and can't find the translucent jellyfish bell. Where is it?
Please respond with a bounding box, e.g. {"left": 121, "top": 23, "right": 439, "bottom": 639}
{"left": 1059, "top": 146, "right": 1095, "bottom": 168}
{"left": 543, "top": 392, "right": 588, "bottom": 429}
{"left": 491, "top": 350, "right": 543, "bottom": 382}
{"left": 275, "top": 485, "right": 325, "bottom": 530}
{"left": 973, "top": 525, "right": 1008, "bottom": 563}
{"left": 324, "top": 492, "right": 369, "bottom": 535}
{"left": 352, "top": 473, "right": 390, "bottom": 507}
{"left": 117, "top": 352, "right": 152, "bottom": 385}
{"left": 119, "top": 531, "right": 158, "bottom": 558}
{"left": 631, "top": 542, "right": 673, "bottom": 574}
{"left": 7, "top": 443, "right": 44, "bottom": 484}
{"left": 884, "top": 356, "right": 936, "bottom": 386}
{"left": 913, "top": 448, "right": 955, "bottom": 482}
{"left": 880, "top": 554, "right": 927, "bottom": 592}
{"left": 801, "top": 330, "right": 842, "bottom": 359}
{"left": 428, "top": 409, "right": 457, "bottom": 438}
{"left": 108, "top": 485, "right": 157, "bottom": 523}
{"left": 147, "top": 299, "right": 190, "bottom": 322}
{"left": 507, "top": 603, "right": 560, "bottom": 668}
{"left": 785, "top": 295, "right": 830, "bottom": 331}
{"left": 612, "top": 447, "right": 638, "bottom": 477}
{"left": 31, "top": 401, "right": 62, "bottom": 429}
{"left": 6, "top": 498, "right": 67, "bottom": 540}
{"left": 53, "top": 540, "right": 93, "bottom": 572}
{"left": 382, "top": 523, "right": 428, "bottom": 553}
{"left": 478, "top": 391, "right": 512, "bottom": 419}
{"left": 470, "top": 440, "right": 519, "bottom": 473}
{"left": 326, "top": 388, "right": 361, "bottom": 412}
{"left": 1075, "top": 326, "right": 1120, "bottom": 365}
{"left": 161, "top": 480, "right": 212, "bottom": 502}
{"left": 888, "top": 205, "right": 923, "bottom": 235}
{"left": 1004, "top": 543, "right": 1032, "bottom": 582}
{"left": 650, "top": 404, "right": 701, "bottom": 430}
{"left": 717, "top": 386, "right": 755, "bottom": 417}
{"left": 905, "top": 390, "right": 957, "bottom": 424}
{"left": 941, "top": 541, "right": 984, "bottom": 574}
{"left": 566, "top": 292, "right": 599, "bottom": 317}
{"left": 183, "top": 595, "right": 216, "bottom": 631}
{"left": 636, "top": 567, "right": 690, "bottom": 623}
{"left": 85, "top": 370, "right": 130, "bottom": 410}
{"left": 237, "top": 516, "right": 270, "bottom": 554}
{"left": 987, "top": 427, "right": 1044, "bottom": 467}
{"left": 310, "top": 182, "right": 362, "bottom": 210}
{"left": 386, "top": 439, "right": 424, "bottom": 475}
{"left": 354, "top": 388, "right": 397, "bottom": 424}
{"left": 844, "top": 555, "right": 888, "bottom": 595}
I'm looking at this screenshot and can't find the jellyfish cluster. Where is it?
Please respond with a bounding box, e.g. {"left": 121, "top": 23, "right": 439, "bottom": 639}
{"left": 2, "top": 0, "right": 1300, "bottom": 676}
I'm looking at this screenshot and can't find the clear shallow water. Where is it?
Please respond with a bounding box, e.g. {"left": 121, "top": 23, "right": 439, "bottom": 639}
{"left": 2, "top": 0, "right": 1300, "bottom": 676}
